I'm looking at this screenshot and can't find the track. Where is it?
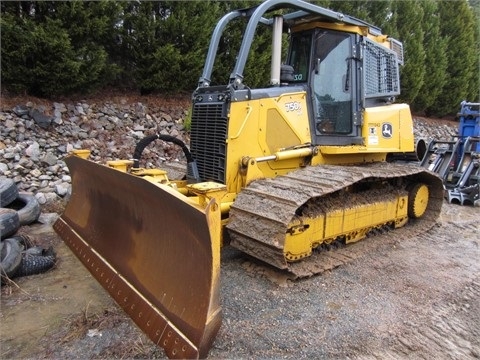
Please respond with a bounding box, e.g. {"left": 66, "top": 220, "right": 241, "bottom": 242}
{"left": 227, "top": 162, "right": 444, "bottom": 278}
{"left": 214, "top": 203, "right": 480, "bottom": 359}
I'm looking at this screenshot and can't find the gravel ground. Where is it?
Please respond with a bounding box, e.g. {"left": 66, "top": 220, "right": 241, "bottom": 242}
{"left": 1, "top": 97, "right": 477, "bottom": 359}
{"left": 1, "top": 201, "right": 478, "bottom": 359}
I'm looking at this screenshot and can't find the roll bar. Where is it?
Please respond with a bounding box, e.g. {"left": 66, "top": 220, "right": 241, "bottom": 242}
{"left": 197, "top": 0, "right": 381, "bottom": 89}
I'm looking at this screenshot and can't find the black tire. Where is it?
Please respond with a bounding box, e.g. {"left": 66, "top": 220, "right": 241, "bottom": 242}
{"left": 7, "top": 192, "right": 41, "bottom": 226}
{"left": 0, "top": 177, "right": 19, "bottom": 207}
{"left": 16, "top": 249, "right": 56, "bottom": 277}
{"left": 0, "top": 208, "right": 20, "bottom": 240}
{"left": 9, "top": 234, "right": 35, "bottom": 249}
{"left": 0, "top": 238, "right": 23, "bottom": 281}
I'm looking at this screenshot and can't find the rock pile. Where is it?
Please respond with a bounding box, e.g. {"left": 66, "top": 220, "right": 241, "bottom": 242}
{"left": 0, "top": 100, "right": 190, "bottom": 206}
{"left": 414, "top": 117, "right": 458, "bottom": 142}
{"left": 1, "top": 99, "right": 457, "bottom": 208}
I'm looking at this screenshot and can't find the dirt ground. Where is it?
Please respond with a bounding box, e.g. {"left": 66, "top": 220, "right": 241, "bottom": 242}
{"left": 0, "top": 93, "right": 478, "bottom": 358}
{"left": 1, "top": 197, "right": 479, "bottom": 359}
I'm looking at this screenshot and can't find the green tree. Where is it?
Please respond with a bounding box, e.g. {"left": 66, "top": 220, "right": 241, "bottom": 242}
{"left": 391, "top": 0, "right": 425, "bottom": 104}
{"left": 0, "top": 11, "right": 34, "bottom": 94}
{"left": 1, "top": 13, "right": 82, "bottom": 96}
{"left": 434, "top": 0, "right": 478, "bottom": 116}
{"left": 413, "top": 0, "right": 448, "bottom": 114}
{"left": 1, "top": 1, "right": 122, "bottom": 96}
{"left": 119, "top": 1, "right": 224, "bottom": 93}
{"left": 467, "top": 0, "right": 480, "bottom": 102}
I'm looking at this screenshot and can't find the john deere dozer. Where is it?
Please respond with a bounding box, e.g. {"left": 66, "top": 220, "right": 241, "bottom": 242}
{"left": 54, "top": 0, "right": 443, "bottom": 358}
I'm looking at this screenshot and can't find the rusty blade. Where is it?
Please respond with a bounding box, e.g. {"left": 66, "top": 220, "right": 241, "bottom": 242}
{"left": 53, "top": 155, "right": 222, "bottom": 359}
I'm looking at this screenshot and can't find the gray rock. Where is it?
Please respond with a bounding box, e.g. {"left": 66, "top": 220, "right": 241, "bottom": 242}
{"left": 0, "top": 163, "right": 8, "bottom": 174}
{"left": 55, "top": 183, "right": 70, "bottom": 197}
{"left": 75, "top": 105, "right": 86, "bottom": 116}
{"left": 44, "top": 192, "right": 59, "bottom": 203}
{"left": 13, "top": 104, "right": 30, "bottom": 116}
{"left": 4, "top": 119, "right": 16, "bottom": 130}
{"left": 25, "top": 141, "right": 41, "bottom": 160}
{"left": 41, "top": 152, "right": 58, "bottom": 166}
{"left": 38, "top": 212, "right": 60, "bottom": 225}
{"left": 29, "top": 108, "right": 53, "bottom": 129}
{"left": 78, "top": 131, "right": 89, "bottom": 139}
{"left": 53, "top": 102, "right": 67, "bottom": 112}
{"left": 30, "top": 168, "right": 42, "bottom": 177}
{"left": 35, "top": 192, "right": 47, "bottom": 205}
{"left": 4, "top": 151, "right": 16, "bottom": 160}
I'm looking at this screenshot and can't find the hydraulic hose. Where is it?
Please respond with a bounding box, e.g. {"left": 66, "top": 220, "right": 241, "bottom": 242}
{"left": 132, "top": 134, "right": 194, "bottom": 168}
{"left": 132, "top": 134, "right": 200, "bottom": 182}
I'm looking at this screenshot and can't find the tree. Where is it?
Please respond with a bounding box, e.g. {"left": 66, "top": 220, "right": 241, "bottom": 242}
{"left": 412, "top": 0, "right": 448, "bottom": 114}
{"left": 433, "top": 0, "right": 478, "bottom": 116}
{"left": 1, "top": 1, "right": 122, "bottom": 96}
{"left": 392, "top": 0, "right": 425, "bottom": 104}
{"left": 119, "top": 1, "right": 224, "bottom": 93}
{"left": 466, "top": 0, "right": 480, "bottom": 102}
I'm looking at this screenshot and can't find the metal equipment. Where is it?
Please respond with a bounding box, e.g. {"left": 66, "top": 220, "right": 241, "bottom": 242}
{"left": 421, "top": 101, "right": 480, "bottom": 205}
{"left": 54, "top": 1, "right": 443, "bottom": 358}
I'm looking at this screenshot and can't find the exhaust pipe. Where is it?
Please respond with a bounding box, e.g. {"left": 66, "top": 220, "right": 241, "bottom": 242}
{"left": 270, "top": 15, "right": 283, "bottom": 86}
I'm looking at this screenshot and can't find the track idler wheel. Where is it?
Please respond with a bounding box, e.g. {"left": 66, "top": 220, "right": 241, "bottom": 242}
{"left": 408, "top": 183, "right": 429, "bottom": 218}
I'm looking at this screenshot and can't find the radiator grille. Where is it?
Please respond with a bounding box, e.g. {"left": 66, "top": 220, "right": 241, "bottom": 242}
{"left": 364, "top": 39, "right": 400, "bottom": 98}
{"left": 190, "top": 102, "right": 228, "bottom": 183}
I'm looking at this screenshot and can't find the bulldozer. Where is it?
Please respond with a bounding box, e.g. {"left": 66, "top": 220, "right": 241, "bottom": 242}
{"left": 53, "top": 0, "right": 443, "bottom": 358}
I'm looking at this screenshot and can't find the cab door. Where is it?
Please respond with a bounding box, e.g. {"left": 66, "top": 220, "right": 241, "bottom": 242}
{"left": 288, "top": 29, "right": 362, "bottom": 146}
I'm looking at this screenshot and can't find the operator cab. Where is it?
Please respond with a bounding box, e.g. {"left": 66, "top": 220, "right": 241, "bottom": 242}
{"left": 287, "top": 28, "right": 361, "bottom": 145}
{"left": 285, "top": 22, "right": 402, "bottom": 147}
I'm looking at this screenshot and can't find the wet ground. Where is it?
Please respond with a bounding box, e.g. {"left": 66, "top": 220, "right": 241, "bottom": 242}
{"left": 0, "top": 218, "right": 115, "bottom": 358}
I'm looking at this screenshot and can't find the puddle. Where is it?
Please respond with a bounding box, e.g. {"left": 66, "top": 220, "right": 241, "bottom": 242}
{"left": 0, "top": 223, "right": 114, "bottom": 358}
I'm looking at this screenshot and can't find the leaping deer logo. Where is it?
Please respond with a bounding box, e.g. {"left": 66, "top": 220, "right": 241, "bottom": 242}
{"left": 382, "top": 123, "right": 393, "bottom": 138}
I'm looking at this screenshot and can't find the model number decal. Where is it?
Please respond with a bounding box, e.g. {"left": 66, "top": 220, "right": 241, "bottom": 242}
{"left": 285, "top": 101, "right": 301, "bottom": 112}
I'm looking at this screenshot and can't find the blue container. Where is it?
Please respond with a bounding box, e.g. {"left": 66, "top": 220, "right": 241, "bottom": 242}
{"left": 458, "top": 101, "right": 480, "bottom": 151}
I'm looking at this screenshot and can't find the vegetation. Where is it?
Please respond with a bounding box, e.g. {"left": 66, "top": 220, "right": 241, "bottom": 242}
{"left": 1, "top": 0, "right": 478, "bottom": 116}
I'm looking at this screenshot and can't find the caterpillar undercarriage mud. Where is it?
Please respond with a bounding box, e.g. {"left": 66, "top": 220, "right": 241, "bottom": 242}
{"left": 54, "top": 0, "right": 443, "bottom": 358}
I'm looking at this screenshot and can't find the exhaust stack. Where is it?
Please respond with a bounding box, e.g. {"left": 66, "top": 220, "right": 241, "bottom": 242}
{"left": 270, "top": 15, "right": 283, "bottom": 86}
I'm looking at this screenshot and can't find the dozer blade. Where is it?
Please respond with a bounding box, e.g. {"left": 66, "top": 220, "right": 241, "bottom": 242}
{"left": 53, "top": 156, "right": 222, "bottom": 359}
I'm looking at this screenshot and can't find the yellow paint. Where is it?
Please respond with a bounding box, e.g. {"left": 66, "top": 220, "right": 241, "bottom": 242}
{"left": 284, "top": 193, "right": 409, "bottom": 261}
{"left": 106, "top": 159, "right": 134, "bottom": 172}
{"left": 409, "top": 184, "right": 429, "bottom": 218}
{"left": 72, "top": 149, "right": 91, "bottom": 159}
{"left": 361, "top": 103, "right": 414, "bottom": 153}
{"left": 291, "top": 22, "right": 393, "bottom": 50}
{"left": 226, "top": 92, "right": 311, "bottom": 192}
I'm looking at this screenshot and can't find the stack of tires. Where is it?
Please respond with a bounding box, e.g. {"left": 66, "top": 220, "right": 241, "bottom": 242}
{"left": 1, "top": 177, "right": 56, "bottom": 283}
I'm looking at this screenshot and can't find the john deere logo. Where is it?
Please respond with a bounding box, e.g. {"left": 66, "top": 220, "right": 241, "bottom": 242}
{"left": 382, "top": 123, "right": 393, "bottom": 138}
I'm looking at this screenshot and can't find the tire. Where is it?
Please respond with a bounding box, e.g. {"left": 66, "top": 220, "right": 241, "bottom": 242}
{"left": 0, "top": 177, "right": 19, "bottom": 207}
{"left": 0, "top": 238, "right": 23, "bottom": 281}
{"left": 7, "top": 192, "right": 41, "bottom": 226}
{"left": 0, "top": 208, "right": 20, "bottom": 240}
{"left": 15, "top": 252, "right": 56, "bottom": 278}
{"left": 9, "top": 234, "right": 35, "bottom": 249}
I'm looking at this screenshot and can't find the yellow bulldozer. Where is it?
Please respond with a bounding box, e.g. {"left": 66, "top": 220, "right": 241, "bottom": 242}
{"left": 53, "top": 0, "right": 443, "bottom": 358}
